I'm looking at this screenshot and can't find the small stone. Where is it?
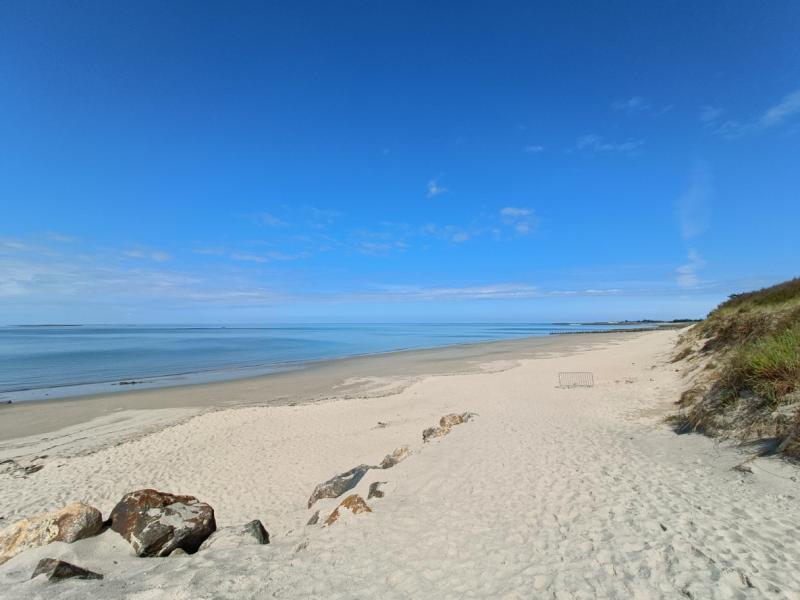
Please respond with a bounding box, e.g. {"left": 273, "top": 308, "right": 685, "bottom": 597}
{"left": 368, "top": 482, "right": 386, "bottom": 499}
{"left": 424, "top": 412, "right": 476, "bottom": 442}
{"left": 306, "top": 510, "right": 320, "bottom": 526}
{"left": 31, "top": 558, "right": 103, "bottom": 581}
{"left": 199, "top": 520, "right": 269, "bottom": 551}
{"left": 307, "top": 465, "right": 371, "bottom": 508}
{"left": 323, "top": 494, "right": 372, "bottom": 526}
{"left": 0, "top": 502, "right": 103, "bottom": 566}
{"left": 422, "top": 426, "right": 450, "bottom": 443}
{"left": 379, "top": 446, "right": 411, "bottom": 469}
{"left": 439, "top": 412, "right": 471, "bottom": 428}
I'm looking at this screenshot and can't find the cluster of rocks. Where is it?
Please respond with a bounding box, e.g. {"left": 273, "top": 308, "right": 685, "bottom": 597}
{"left": 422, "top": 412, "right": 476, "bottom": 442}
{"left": 305, "top": 412, "right": 476, "bottom": 527}
{"left": 304, "top": 444, "right": 412, "bottom": 528}
{"left": 0, "top": 489, "right": 268, "bottom": 583}
{"left": 0, "top": 411, "right": 477, "bottom": 584}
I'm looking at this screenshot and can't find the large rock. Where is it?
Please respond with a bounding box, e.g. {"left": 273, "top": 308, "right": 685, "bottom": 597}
{"left": 379, "top": 446, "right": 411, "bottom": 469}
{"left": 307, "top": 465, "right": 371, "bottom": 508}
{"left": 31, "top": 558, "right": 102, "bottom": 582}
{"left": 109, "top": 489, "right": 216, "bottom": 557}
{"left": 323, "top": 494, "right": 372, "bottom": 526}
{"left": 199, "top": 520, "right": 269, "bottom": 551}
{"left": 0, "top": 502, "right": 103, "bottom": 565}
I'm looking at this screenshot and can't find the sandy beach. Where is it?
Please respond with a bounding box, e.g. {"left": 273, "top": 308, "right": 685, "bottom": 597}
{"left": 1, "top": 329, "right": 799, "bottom": 599}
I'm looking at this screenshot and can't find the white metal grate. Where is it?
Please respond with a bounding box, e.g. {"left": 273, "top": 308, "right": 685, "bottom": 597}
{"left": 558, "top": 372, "right": 594, "bottom": 388}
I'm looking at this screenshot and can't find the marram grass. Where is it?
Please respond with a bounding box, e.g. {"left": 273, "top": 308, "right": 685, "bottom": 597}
{"left": 726, "top": 324, "right": 800, "bottom": 407}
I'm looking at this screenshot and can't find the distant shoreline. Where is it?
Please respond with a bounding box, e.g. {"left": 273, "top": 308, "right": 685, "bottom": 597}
{"left": 0, "top": 323, "right": 678, "bottom": 404}
{"left": 0, "top": 329, "right": 662, "bottom": 442}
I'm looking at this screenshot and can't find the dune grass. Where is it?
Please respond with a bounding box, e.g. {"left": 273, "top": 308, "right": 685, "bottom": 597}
{"left": 674, "top": 278, "right": 800, "bottom": 457}
{"left": 698, "top": 278, "right": 800, "bottom": 350}
{"left": 724, "top": 324, "right": 800, "bottom": 407}
{"left": 716, "top": 278, "right": 800, "bottom": 311}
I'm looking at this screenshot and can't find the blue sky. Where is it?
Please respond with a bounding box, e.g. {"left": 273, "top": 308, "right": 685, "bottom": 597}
{"left": 1, "top": 1, "right": 798, "bottom": 323}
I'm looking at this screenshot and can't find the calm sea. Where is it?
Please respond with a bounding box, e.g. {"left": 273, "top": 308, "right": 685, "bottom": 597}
{"left": 0, "top": 323, "right": 646, "bottom": 402}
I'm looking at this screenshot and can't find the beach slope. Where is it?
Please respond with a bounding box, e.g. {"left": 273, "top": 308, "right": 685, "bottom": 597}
{"left": 1, "top": 329, "right": 799, "bottom": 598}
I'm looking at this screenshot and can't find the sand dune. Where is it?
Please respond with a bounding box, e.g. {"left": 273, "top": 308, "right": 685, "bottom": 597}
{"left": 1, "top": 330, "right": 799, "bottom": 598}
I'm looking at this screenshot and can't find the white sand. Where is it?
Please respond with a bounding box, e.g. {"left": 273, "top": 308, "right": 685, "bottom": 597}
{"left": 1, "top": 330, "right": 799, "bottom": 598}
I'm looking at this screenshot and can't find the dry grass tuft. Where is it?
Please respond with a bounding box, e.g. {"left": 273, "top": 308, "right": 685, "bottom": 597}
{"left": 672, "top": 346, "right": 693, "bottom": 363}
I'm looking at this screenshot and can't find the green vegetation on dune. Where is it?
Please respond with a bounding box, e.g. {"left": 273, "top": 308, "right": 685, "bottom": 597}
{"left": 674, "top": 278, "right": 800, "bottom": 457}
{"left": 698, "top": 278, "right": 800, "bottom": 350}
{"left": 725, "top": 323, "right": 800, "bottom": 406}
{"left": 712, "top": 278, "right": 800, "bottom": 311}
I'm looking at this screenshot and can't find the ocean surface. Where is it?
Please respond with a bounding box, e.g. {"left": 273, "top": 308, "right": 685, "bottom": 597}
{"left": 0, "top": 323, "right": 649, "bottom": 402}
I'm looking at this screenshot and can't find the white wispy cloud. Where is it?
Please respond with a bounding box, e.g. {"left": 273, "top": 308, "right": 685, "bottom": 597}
{"left": 714, "top": 88, "right": 800, "bottom": 138}
{"left": 371, "top": 283, "right": 542, "bottom": 300}
{"left": 759, "top": 89, "right": 800, "bottom": 128}
{"left": 365, "top": 283, "right": 635, "bottom": 302}
{"left": 0, "top": 253, "right": 280, "bottom": 307}
{"left": 676, "top": 163, "right": 712, "bottom": 240}
{"left": 192, "top": 247, "right": 227, "bottom": 256}
{"left": 0, "top": 237, "right": 61, "bottom": 256}
{"left": 304, "top": 206, "right": 340, "bottom": 229}
{"left": 265, "top": 251, "right": 309, "bottom": 261}
{"left": 427, "top": 179, "right": 448, "bottom": 198}
{"left": 124, "top": 248, "right": 171, "bottom": 262}
{"left": 523, "top": 144, "right": 545, "bottom": 153}
{"left": 576, "top": 135, "right": 644, "bottom": 154}
{"left": 257, "top": 212, "right": 287, "bottom": 227}
{"left": 358, "top": 240, "right": 410, "bottom": 255}
{"left": 229, "top": 252, "right": 268, "bottom": 263}
{"left": 500, "top": 207, "right": 538, "bottom": 235}
{"left": 1, "top": 238, "right": 36, "bottom": 252}
{"left": 612, "top": 96, "right": 650, "bottom": 113}
{"left": 676, "top": 250, "right": 706, "bottom": 288}
{"left": 44, "top": 231, "right": 78, "bottom": 243}
{"left": 699, "top": 105, "right": 724, "bottom": 124}
{"left": 500, "top": 207, "right": 530, "bottom": 218}
{"left": 0, "top": 234, "right": 753, "bottom": 320}
{"left": 612, "top": 96, "right": 671, "bottom": 116}
{"left": 419, "top": 223, "right": 474, "bottom": 244}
